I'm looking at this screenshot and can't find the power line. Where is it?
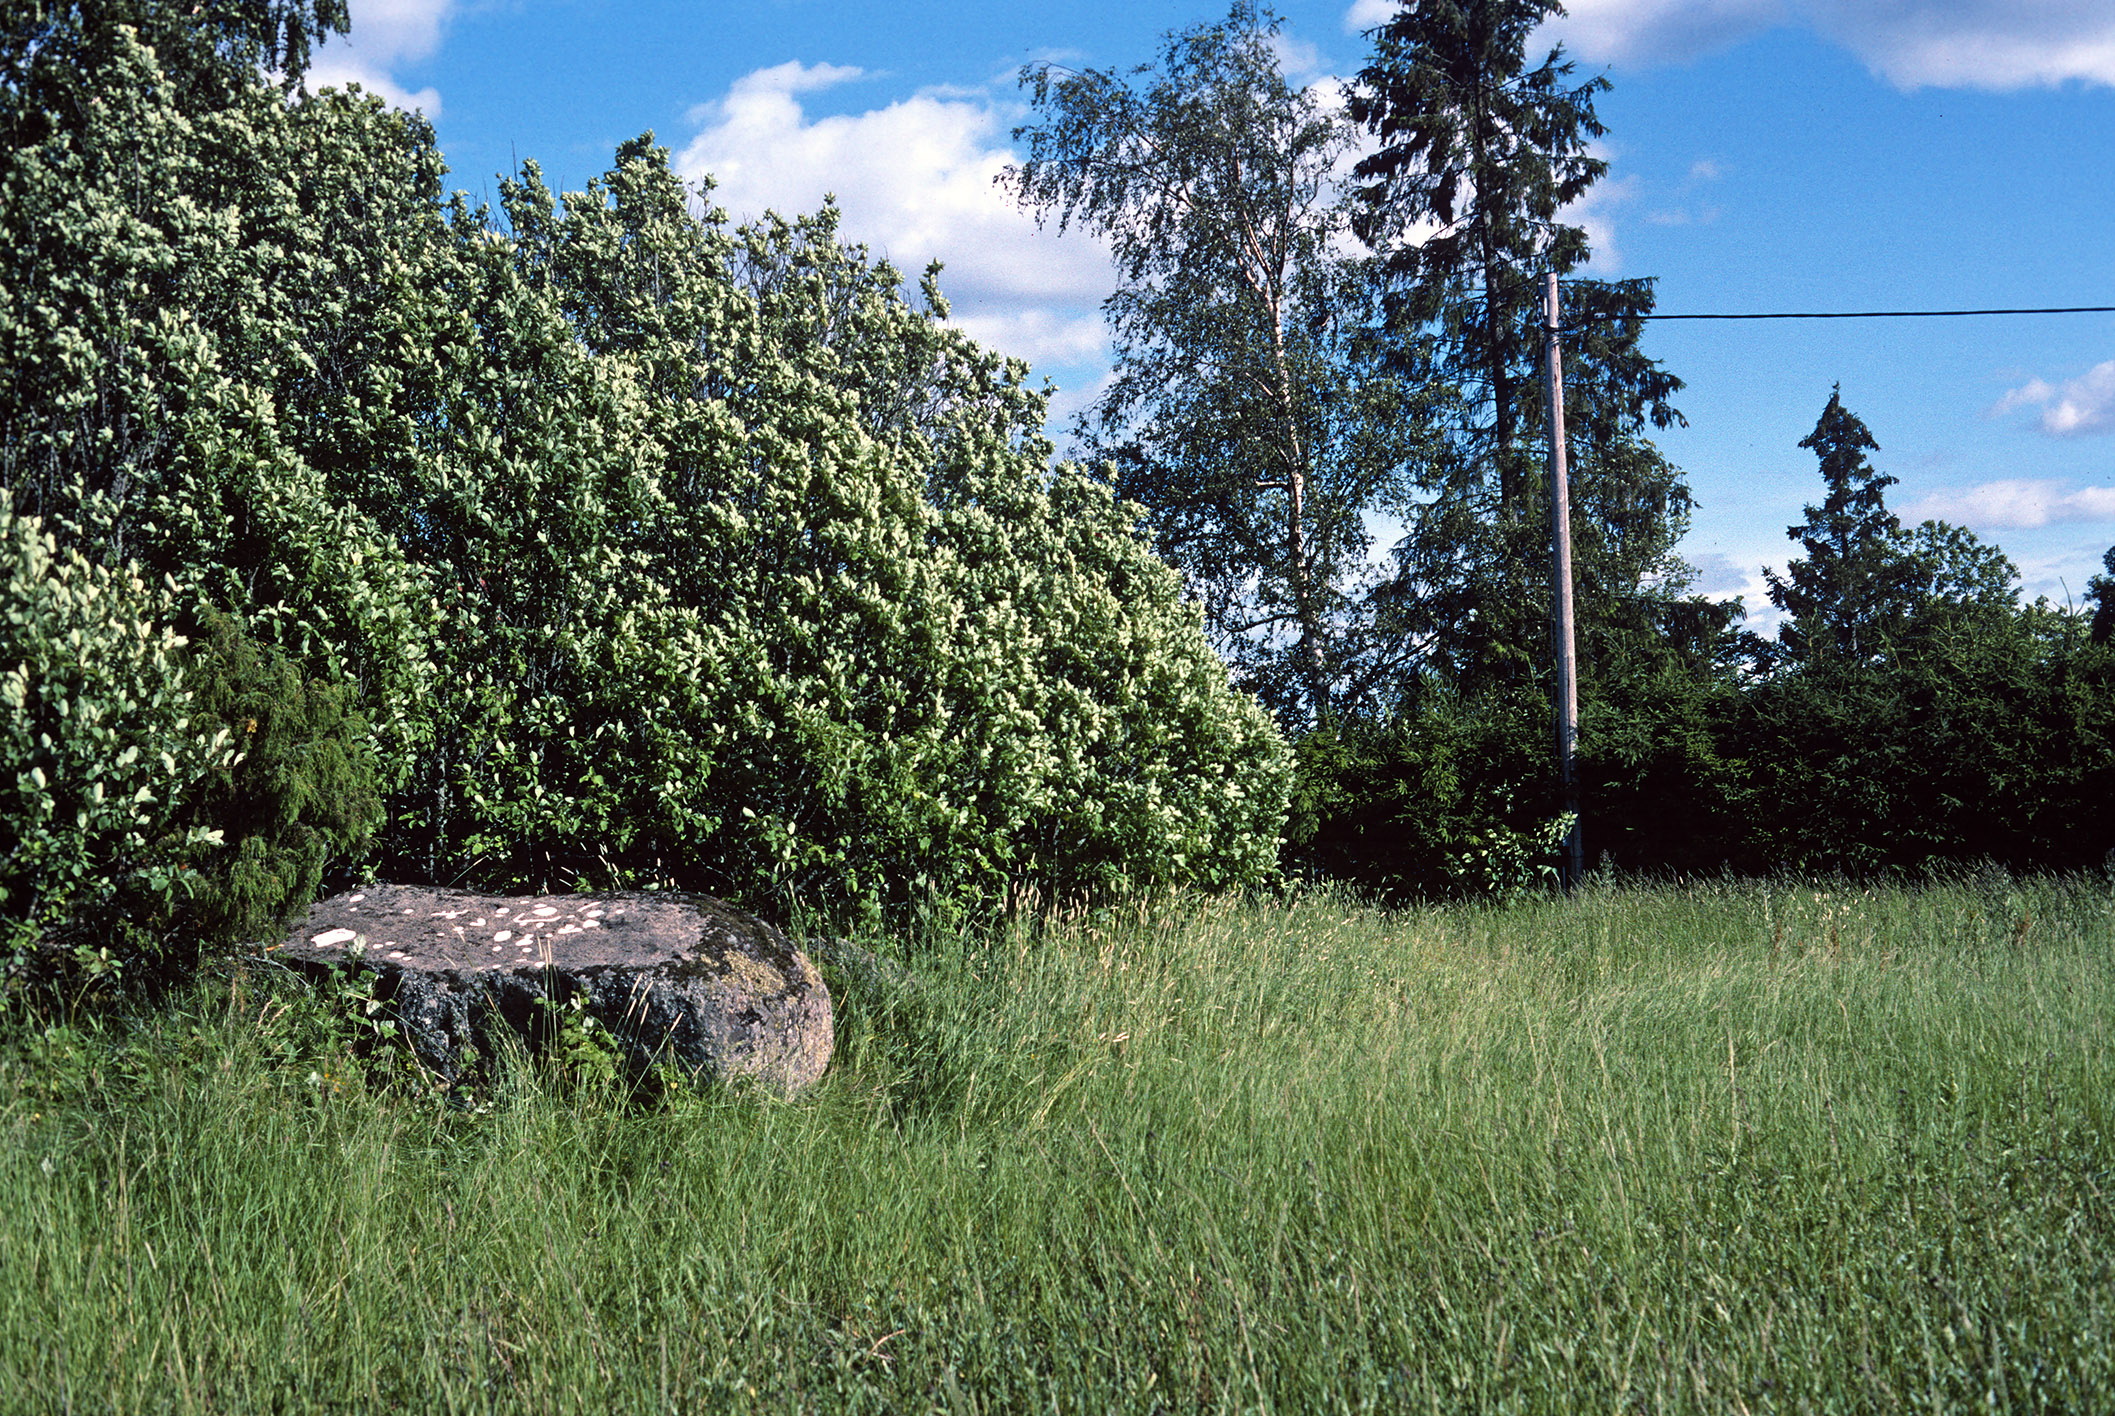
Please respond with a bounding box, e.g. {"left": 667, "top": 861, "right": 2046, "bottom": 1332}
{"left": 1456, "top": 287, "right": 2115, "bottom": 326}
{"left": 1614, "top": 304, "right": 2115, "bottom": 323}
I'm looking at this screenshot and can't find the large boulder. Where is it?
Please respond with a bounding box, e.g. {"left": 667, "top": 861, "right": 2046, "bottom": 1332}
{"left": 273, "top": 885, "right": 832, "bottom": 1094}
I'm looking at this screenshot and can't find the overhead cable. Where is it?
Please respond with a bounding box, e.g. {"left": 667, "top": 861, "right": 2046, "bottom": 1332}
{"left": 1635, "top": 304, "right": 2115, "bottom": 321}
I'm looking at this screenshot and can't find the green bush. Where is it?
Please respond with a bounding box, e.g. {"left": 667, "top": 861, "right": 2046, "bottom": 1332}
{"left": 3, "top": 10, "right": 1290, "bottom": 937}
{"left": 1283, "top": 693, "right": 1562, "bottom": 901}
{"left": 1736, "top": 610, "right": 2115, "bottom": 877}
{"left": 0, "top": 497, "right": 227, "bottom": 990}
{"left": 341, "top": 153, "right": 1292, "bottom": 920}
{"left": 169, "top": 609, "right": 383, "bottom": 952}
{"left": 0, "top": 500, "right": 384, "bottom": 998}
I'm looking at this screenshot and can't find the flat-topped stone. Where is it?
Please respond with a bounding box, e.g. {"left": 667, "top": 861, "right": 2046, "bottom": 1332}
{"left": 275, "top": 884, "right": 833, "bottom": 1094}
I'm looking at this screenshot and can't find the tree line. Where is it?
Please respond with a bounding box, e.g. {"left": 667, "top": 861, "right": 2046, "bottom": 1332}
{"left": 1004, "top": 0, "right": 2115, "bottom": 896}
{"left": 3, "top": 0, "right": 2111, "bottom": 1003}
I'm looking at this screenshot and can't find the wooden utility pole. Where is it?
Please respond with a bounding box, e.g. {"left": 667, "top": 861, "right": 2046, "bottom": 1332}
{"left": 1543, "top": 271, "right": 1584, "bottom": 889}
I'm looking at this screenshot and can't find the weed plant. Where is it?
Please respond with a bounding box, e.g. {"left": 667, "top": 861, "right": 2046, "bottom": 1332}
{"left": 3, "top": 873, "right": 2112, "bottom": 1412}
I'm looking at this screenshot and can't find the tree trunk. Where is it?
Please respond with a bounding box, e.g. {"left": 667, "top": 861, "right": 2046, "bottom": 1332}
{"left": 1268, "top": 283, "right": 1328, "bottom": 721}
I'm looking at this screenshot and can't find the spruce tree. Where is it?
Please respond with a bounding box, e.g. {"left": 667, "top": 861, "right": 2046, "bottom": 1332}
{"left": 1346, "top": 0, "right": 1691, "bottom": 699}
{"left": 1765, "top": 388, "right": 1908, "bottom": 663}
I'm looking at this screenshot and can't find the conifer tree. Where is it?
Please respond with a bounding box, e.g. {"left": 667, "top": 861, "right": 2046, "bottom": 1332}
{"left": 1765, "top": 387, "right": 2017, "bottom": 667}
{"left": 1346, "top": 0, "right": 1692, "bottom": 699}
{"left": 1766, "top": 388, "right": 1909, "bottom": 664}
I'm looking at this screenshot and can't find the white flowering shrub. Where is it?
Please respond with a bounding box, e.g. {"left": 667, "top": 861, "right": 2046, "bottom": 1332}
{"left": 0, "top": 499, "right": 230, "bottom": 983}
{"left": 355, "top": 149, "right": 1291, "bottom": 920}
{"left": 2, "top": 13, "right": 1290, "bottom": 938}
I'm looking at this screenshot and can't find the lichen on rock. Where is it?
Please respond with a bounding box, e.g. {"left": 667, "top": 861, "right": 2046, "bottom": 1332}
{"left": 273, "top": 884, "right": 833, "bottom": 1094}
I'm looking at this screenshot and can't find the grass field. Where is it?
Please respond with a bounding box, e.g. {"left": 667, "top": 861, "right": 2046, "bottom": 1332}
{"left": 3, "top": 873, "right": 2113, "bottom": 1413}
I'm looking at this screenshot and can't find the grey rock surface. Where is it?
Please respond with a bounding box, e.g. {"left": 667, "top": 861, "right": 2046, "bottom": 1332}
{"left": 274, "top": 885, "right": 833, "bottom": 1094}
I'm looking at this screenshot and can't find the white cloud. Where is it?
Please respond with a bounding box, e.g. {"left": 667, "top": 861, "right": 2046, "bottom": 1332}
{"left": 1549, "top": 0, "right": 2115, "bottom": 89}
{"left": 1342, "top": 0, "right": 1394, "bottom": 35}
{"left": 953, "top": 309, "right": 1108, "bottom": 370}
{"left": 1266, "top": 31, "right": 1328, "bottom": 82}
{"left": 1994, "top": 360, "right": 2115, "bottom": 436}
{"left": 304, "top": 0, "right": 453, "bottom": 115}
{"left": 1553, "top": 0, "right": 1786, "bottom": 68}
{"left": 1821, "top": 2, "right": 2115, "bottom": 90}
{"left": 1902, "top": 478, "right": 2115, "bottom": 529}
{"left": 676, "top": 63, "right": 1114, "bottom": 373}
{"left": 1564, "top": 166, "right": 1637, "bottom": 273}
{"left": 688, "top": 59, "right": 866, "bottom": 122}
{"left": 1684, "top": 551, "right": 1753, "bottom": 595}
{"left": 341, "top": 0, "right": 451, "bottom": 61}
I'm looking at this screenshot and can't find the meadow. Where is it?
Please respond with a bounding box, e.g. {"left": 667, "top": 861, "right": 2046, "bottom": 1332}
{"left": 3, "top": 872, "right": 2112, "bottom": 1413}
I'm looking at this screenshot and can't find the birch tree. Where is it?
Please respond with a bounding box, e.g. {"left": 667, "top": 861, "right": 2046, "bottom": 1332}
{"left": 1005, "top": 2, "right": 1428, "bottom": 725}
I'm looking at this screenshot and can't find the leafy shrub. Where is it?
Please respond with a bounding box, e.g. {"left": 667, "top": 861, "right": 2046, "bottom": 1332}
{"left": 1737, "top": 611, "right": 2115, "bottom": 877}
{"left": 1574, "top": 651, "right": 1746, "bottom": 876}
{"left": 1284, "top": 693, "right": 1561, "bottom": 901}
{"left": 4, "top": 10, "right": 1289, "bottom": 936}
{"left": 2, "top": 14, "right": 436, "bottom": 966}
{"left": 0, "top": 498, "right": 383, "bottom": 999}
{"left": 332, "top": 148, "right": 1291, "bottom": 922}
{"left": 0, "top": 498, "right": 228, "bottom": 991}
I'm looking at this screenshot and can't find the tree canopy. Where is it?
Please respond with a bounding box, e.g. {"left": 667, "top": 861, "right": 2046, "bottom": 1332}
{"left": 1766, "top": 387, "right": 2020, "bottom": 669}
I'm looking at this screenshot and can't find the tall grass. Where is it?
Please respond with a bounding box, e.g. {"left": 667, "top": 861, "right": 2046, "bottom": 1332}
{"left": 4, "top": 873, "right": 2113, "bottom": 1412}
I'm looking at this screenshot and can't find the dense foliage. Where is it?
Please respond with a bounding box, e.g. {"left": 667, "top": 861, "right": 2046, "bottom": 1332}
{"left": 1243, "top": 2, "right": 2109, "bottom": 900}
{"left": 1019, "top": 4, "right": 1844, "bottom": 900}
{"left": 0, "top": 498, "right": 225, "bottom": 977}
{"left": 1731, "top": 394, "right": 2115, "bottom": 876}
{"left": 4, "top": 0, "right": 2110, "bottom": 978}
{"left": 0, "top": 1, "right": 1290, "bottom": 993}
{"left": 1290, "top": 388, "right": 2115, "bottom": 898}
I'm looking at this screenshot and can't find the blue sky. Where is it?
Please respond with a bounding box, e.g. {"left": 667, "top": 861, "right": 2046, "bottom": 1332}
{"left": 309, "top": 0, "right": 2115, "bottom": 618}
